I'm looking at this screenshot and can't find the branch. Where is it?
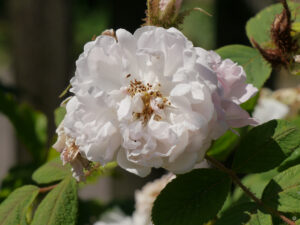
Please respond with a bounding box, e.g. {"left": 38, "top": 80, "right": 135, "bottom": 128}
{"left": 39, "top": 184, "right": 57, "bottom": 193}
{"left": 205, "top": 155, "right": 296, "bottom": 225}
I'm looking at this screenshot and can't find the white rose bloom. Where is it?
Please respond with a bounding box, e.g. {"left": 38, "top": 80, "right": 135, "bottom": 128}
{"left": 54, "top": 26, "right": 257, "bottom": 178}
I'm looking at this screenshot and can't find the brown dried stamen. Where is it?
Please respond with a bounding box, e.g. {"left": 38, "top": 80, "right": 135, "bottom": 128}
{"left": 127, "top": 79, "right": 170, "bottom": 124}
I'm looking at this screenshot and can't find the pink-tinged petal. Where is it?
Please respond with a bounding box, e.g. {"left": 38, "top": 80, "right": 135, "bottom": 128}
{"left": 209, "top": 52, "right": 258, "bottom": 104}
{"left": 223, "top": 101, "right": 258, "bottom": 128}
{"left": 230, "top": 83, "right": 258, "bottom": 104}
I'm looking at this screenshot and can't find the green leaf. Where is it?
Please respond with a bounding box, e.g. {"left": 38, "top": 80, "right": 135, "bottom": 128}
{"left": 32, "top": 157, "right": 71, "bottom": 184}
{"left": 207, "top": 130, "right": 240, "bottom": 161}
{"left": 31, "top": 176, "right": 78, "bottom": 225}
{"left": 231, "top": 169, "right": 278, "bottom": 205}
{"left": 216, "top": 45, "right": 271, "bottom": 89}
{"left": 152, "top": 168, "right": 231, "bottom": 225}
{"left": 220, "top": 170, "right": 278, "bottom": 216}
{"left": 262, "top": 164, "right": 300, "bottom": 213}
{"left": 278, "top": 147, "right": 300, "bottom": 172}
{"left": 277, "top": 116, "right": 300, "bottom": 171}
{"left": 232, "top": 120, "right": 300, "bottom": 173}
{"left": 215, "top": 203, "right": 272, "bottom": 225}
{"left": 246, "top": 1, "right": 300, "bottom": 47}
{"left": 181, "top": 0, "right": 216, "bottom": 49}
{"left": 47, "top": 147, "right": 60, "bottom": 161}
{"left": 0, "top": 91, "right": 47, "bottom": 163}
{"left": 0, "top": 185, "right": 39, "bottom": 225}
{"left": 54, "top": 107, "right": 66, "bottom": 127}
{"left": 246, "top": 209, "right": 272, "bottom": 225}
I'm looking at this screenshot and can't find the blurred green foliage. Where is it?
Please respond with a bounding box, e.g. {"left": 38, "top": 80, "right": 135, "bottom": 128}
{"left": 182, "top": 0, "right": 216, "bottom": 49}
{"left": 0, "top": 91, "right": 48, "bottom": 164}
{"left": 0, "top": 1, "right": 10, "bottom": 65}
{"left": 0, "top": 164, "right": 36, "bottom": 202}
{"left": 54, "top": 106, "right": 66, "bottom": 127}
{"left": 73, "top": 1, "right": 111, "bottom": 56}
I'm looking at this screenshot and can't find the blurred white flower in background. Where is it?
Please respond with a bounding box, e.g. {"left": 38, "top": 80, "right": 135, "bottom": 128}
{"left": 133, "top": 173, "right": 175, "bottom": 225}
{"left": 271, "top": 86, "right": 300, "bottom": 107}
{"left": 54, "top": 26, "right": 257, "bottom": 180}
{"left": 93, "top": 208, "right": 133, "bottom": 225}
{"left": 94, "top": 174, "right": 175, "bottom": 225}
{"left": 253, "top": 98, "right": 289, "bottom": 123}
{"left": 253, "top": 87, "right": 300, "bottom": 124}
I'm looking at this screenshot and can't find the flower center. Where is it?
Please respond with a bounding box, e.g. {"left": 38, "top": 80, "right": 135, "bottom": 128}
{"left": 127, "top": 78, "right": 170, "bottom": 124}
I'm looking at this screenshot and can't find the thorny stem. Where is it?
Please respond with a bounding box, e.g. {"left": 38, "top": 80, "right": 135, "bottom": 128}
{"left": 38, "top": 163, "right": 102, "bottom": 193}
{"left": 205, "top": 155, "right": 296, "bottom": 225}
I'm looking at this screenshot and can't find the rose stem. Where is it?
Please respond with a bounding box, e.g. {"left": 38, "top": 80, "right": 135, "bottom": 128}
{"left": 205, "top": 155, "right": 295, "bottom": 225}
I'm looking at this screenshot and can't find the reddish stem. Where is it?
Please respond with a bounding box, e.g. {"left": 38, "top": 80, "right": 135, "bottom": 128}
{"left": 39, "top": 184, "right": 57, "bottom": 193}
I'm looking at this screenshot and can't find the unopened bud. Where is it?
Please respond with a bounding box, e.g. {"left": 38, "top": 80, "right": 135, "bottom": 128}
{"left": 144, "top": 0, "right": 210, "bottom": 29}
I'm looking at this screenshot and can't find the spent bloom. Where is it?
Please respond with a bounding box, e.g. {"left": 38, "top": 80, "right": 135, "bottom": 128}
{"left": 54, "top": 26, "right": 257, "bottom": 180}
